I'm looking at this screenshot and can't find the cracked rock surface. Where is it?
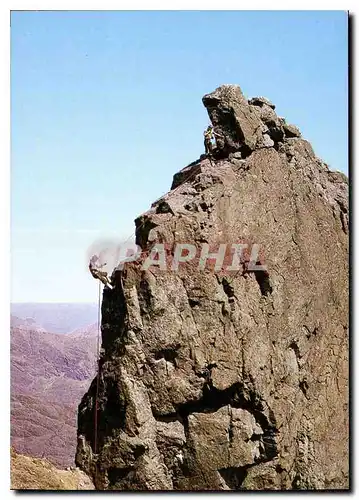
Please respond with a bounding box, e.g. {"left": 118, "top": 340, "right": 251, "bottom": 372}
{"left": 76, "top": 84, "right": 349, "bottom": 490}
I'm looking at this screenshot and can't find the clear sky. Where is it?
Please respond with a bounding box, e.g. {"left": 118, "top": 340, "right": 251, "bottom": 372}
{"left": 11, "top": 10, "right": 348, "bottom": 303}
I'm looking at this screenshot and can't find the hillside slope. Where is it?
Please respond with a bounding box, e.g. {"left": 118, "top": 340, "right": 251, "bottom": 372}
{"left": 11, "top": 317, "right": 98, "bottom": 467}
{"left": 11, "top": 303, "right": 98, "bottom": 334}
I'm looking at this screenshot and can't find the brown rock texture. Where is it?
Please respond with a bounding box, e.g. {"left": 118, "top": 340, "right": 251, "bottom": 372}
{"left": 11, "top": 448, "right": 94, "bottom": 490}
{"left": 76, "top": 84, "right": 349, "bottom": 490}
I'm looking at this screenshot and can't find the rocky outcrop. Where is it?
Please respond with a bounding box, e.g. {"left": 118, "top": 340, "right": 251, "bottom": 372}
{"left": 76, "top": 84, "right": 349, "bottom": 490}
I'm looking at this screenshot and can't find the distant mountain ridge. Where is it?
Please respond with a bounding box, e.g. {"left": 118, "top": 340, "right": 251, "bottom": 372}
{"left": 68, "top": 322, "right": 98, "bottom": 337}
{"left": 10, "top": 315, "right": 46, "bottom": 332}
{"left": 11, "top": 303, "right": 98, "bottom": 334}
{"left": 11, "top": 310, "right": 98, "bottom": 467}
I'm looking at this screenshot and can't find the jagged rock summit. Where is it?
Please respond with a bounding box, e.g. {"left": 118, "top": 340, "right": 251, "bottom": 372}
{"left": 76, "top": 84, "right": 349, "bottom": 490}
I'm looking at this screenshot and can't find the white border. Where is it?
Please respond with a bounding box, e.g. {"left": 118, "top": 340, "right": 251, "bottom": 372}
{"left": 2, "top": 4, "right": 356, "bottom": 498}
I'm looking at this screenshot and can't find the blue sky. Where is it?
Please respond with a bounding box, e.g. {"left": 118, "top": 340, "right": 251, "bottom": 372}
{"left": 11, "top": 10, "right": 348, "bottom": 302}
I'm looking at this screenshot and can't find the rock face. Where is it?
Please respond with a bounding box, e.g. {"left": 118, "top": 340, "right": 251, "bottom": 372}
{"left": 76, "top": 84, "right": 349, "bottom": 490}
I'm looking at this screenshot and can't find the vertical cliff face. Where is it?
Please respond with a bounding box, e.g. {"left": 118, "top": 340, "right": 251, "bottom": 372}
{"left": 76, "top": 85, "right": 349, "bottom": 490}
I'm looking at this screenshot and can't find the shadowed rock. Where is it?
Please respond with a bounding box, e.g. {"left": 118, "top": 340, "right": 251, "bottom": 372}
{"left": 202, "top": 84, "right": 264, "bottom": 157}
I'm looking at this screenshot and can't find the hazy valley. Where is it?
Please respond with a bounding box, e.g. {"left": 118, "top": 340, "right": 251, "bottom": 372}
{"left": 10, "top": 304, "right": 98, "bottom": 468}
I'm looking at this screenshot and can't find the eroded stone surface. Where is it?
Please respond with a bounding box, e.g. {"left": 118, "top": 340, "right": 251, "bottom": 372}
{"left": 76, "top": 85, "right": 349, "bottom": 491}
